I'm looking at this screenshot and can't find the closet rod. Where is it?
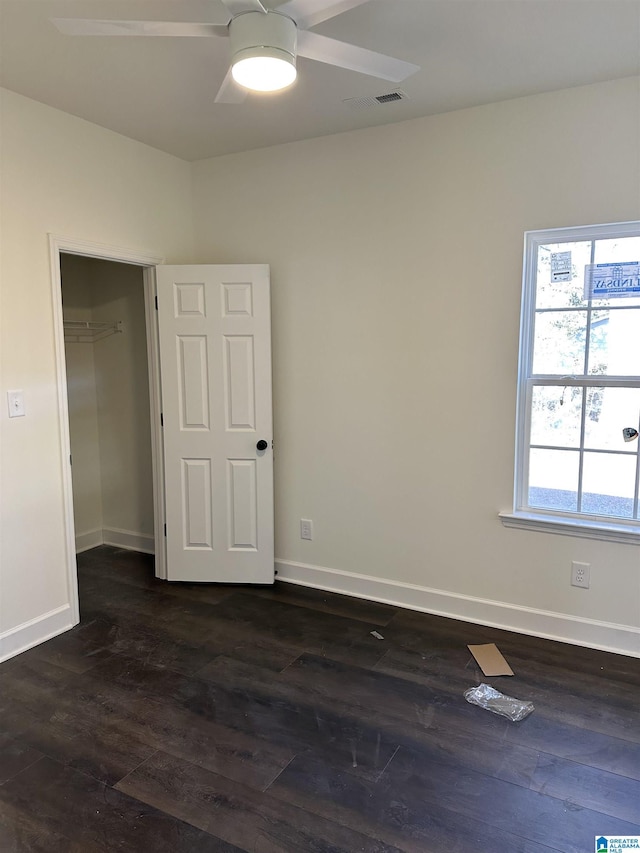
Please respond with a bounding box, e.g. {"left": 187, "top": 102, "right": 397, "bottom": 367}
{"left": 63, "top": 320, "right": 123, "bottom": 343}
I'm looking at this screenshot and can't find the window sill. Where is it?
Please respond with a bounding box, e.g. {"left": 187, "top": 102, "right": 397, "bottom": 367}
{"left": 499, "top": 511, "right": 640, "bottom": 545}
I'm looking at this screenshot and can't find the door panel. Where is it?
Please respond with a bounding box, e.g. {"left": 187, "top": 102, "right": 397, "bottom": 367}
{"left": 156, "top": 264, "right": 273, "bottom": 583}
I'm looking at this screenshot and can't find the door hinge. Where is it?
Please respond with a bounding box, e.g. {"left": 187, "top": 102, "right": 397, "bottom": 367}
{"left": 160, "top": 412, "right": 164, "bottom": 427}
{"left": 155, "top": 295, "right": 158, "bottom": 310}
{"left": 164, "top": 523, "right": 167, "bottom": 537}
{"left": 69, "top": 454, "right": 72, "bottom": 466}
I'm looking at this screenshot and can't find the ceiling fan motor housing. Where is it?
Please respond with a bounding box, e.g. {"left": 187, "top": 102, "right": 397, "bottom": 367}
{"left": 230, "top": 11, "right": 297, "bottom": 69}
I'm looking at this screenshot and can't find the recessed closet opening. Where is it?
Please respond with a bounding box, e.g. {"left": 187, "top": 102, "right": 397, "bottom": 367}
{"left": 61, "top": 253, "right": 155, "bottom": 559}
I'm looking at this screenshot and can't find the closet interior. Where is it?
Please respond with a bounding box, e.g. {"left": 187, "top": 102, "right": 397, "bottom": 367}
{"left": 61, "top": 254, "right": 155, "bottom": 556}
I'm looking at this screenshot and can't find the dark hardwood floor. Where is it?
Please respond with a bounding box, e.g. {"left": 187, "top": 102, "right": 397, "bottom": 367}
{"left": 1, "top": 546, "right": 639, "bottom": 851}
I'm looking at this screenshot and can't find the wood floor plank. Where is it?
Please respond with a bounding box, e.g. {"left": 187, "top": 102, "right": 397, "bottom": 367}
{"left": 205, "top": 592, "right": 389, "bottom": 668}
{"left": 4, "top": 646, "right": 295, "bottom": 793}
{"left": 0, "top": 657, "right": 162, "bottom": 785}
{"left": 529, "top": 753, "right": 640, "bottom": 824}
{"left": 78, "top": 551, "right": 234, "bottom": 606}
{"left": 268, "top": 752, "right": 556, "bottom": 853}
{"left": 17, "top": 713, "right": 155, "bottom": 787}
{"left": 81, "top": 591, "right": 301, "bottom": 674}
{"left": 195, "top": 625, "right": 302, "bottom": 673}
{"left": 240, "top": 583, "right": 398, "bottom": 626}
{"left": 279, "top": 652, "right": 640, "bottom": 782}
{"left": 0, "top": 799, "right": 87, "bottom": 853}
{"left": 375, "top": 643, "right": 640, "bottom": 744}
{"left": 195, "top": 656, "right": 402, "bottom": 782}
{"left": 0, "top": 756, "right": 245, "bottom": 852}
{"left": 0, "top": 735, "right": 43, "bottom": 784}
{"left": 115, "top": 749, "right": 403, "bottom": 853}
{"left": 272, "top": 749, "right": 640, "bottom": 852}
{"left": 382, "top": 745, "right": 640, "bottom": 851}
{"left": 0, "top": 657, "right": 79, "bottom": 725}
{"left": 385, "top": 607, "right": 640, "bottom": 688}
{"left": 87, "top": 650, "right": 399, "bottom": 784}
{"left": 16, "top": 614, "right": 215, "bottom": 677}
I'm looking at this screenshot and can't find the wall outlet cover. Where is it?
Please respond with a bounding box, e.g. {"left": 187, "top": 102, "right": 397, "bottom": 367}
{"left": 571, "top": 561, "right": 590, "bottom": 589}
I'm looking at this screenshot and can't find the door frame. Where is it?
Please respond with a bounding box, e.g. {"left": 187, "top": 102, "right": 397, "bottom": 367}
{"left": 49, "top": 234, "right": 167, "bottom": 625}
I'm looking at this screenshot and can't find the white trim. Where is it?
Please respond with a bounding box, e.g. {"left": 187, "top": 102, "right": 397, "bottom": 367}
{"left": 48, "top": 235, "right": 164, "bottom": 629}
{"left": 75, "top": 527, "right": 155, "bottom": 554}
{"left": 49, "top": 235, "right": 163, "bottom": 268}
{"left": 49, "top": 236, "right": 81, "bottom": 625}
{"left": 143, "top": 267, "right": 167, "bottom": 579}
{"left": 499, "top": 511, "right": 640, "bottom": 544}
{"left": 275, "top": 558, "right": 640, "bottom": 658}
{"left": 75, "top": 528, "right": 104, "bottom": 553}
{"left": 102, "top": 527, "right": 155, "bottom": 554}
{"left": 0, "top": 605, "right": 74, "bottom": 664}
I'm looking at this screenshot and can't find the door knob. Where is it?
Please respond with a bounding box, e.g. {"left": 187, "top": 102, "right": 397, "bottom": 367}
{"left": 256, "top": 439, "right": 268, "bottom": 451}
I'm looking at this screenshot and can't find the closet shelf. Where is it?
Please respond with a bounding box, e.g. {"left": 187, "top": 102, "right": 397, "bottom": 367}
{"left": 64, "top": 320, "right": 123, "bottom": 343}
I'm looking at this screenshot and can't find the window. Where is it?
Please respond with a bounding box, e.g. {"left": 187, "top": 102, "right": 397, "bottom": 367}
{"left": 501, "top": 221, "right": 640, "bottom": 543}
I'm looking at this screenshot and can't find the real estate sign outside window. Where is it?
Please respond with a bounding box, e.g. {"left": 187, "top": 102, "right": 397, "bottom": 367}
{"left": 509, "top": 221, "right": 640, "bottom": 541}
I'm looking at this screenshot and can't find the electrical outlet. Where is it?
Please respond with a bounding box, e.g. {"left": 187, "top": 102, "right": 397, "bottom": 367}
{"left": 300, "top": 518, "right": 313, "bottom": 540}
{"left": 571, "top": 561, "right": 590, "bottom": 589}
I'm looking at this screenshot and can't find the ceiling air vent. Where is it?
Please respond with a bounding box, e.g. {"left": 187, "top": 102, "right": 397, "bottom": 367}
{"left": 343, "top": 90, "right": 409, "bottom": 111}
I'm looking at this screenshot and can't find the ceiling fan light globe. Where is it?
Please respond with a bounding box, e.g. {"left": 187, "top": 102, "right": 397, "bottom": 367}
{"left": 232, "top": 50, "right": 297, "bottom": 92}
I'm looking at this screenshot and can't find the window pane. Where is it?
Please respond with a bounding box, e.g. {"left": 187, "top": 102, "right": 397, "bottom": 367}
{"left": 528, "top": 449, "right": 579, "bottom": 511}
{"left": 536, "top": 241, "right": 592, "bottom": 309}
{"left": 591, "top": 236, "right": 640, "bottom": 308}
{"left": 530, "top": 385, "right": 582, "bottom": 448}
{"left": 532, "top": 311, "right": 586, "bottom": 374}
{"left": 581, "top": 452, "right": 637, "bottom": 518}
{"left": 585, "top": 387, "right": 640, "bottom": 451}
{"left": 587, "top": 308, "right": 640, "bottom": 375}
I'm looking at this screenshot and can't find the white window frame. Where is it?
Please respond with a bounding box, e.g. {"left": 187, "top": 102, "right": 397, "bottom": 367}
{"left": 500, "top": 220, "right": 640, "bottom": 544}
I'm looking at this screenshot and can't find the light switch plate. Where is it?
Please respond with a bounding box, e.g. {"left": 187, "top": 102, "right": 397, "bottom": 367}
{"left": 7, "top": 389, "right": 25, "bottom": 418}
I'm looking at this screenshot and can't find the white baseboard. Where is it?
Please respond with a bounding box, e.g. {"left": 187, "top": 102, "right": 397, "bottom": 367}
{"left": 75, "top": 528, "right": 104, "bottom": 553}
{"left": 275, "top": 558, "right": 640, "bottom": 659}
{"left": 75, "top": 527, "right": 154, "bottom": 555}
{"left": 102, "top": 527, "right": 155, "bottom": 554}
{"left": 0, "top": 604, "right": 75, "bottom": 664}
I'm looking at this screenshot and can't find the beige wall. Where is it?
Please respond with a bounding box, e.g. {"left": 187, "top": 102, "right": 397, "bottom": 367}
{"left": 0, "top": 89, "right": 193, "bottom": 647}
{"left": 2, "top": 78, "right": 639, "bottom": 659}
{"left": 191, "top": 77, "right": 640, "bottom": 649}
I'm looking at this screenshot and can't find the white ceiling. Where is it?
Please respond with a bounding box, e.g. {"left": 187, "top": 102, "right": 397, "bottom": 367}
{"left": 1, "top": 0, "right": 639, "bottom": 161}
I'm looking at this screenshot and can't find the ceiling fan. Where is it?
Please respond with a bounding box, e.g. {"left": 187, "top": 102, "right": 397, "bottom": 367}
{"left": 52, "top": 0, "right": 420, "bottom": 103}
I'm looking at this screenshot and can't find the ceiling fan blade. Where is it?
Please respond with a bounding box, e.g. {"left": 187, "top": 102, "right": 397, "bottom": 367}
{"left": 52, "top": 19, "right": 228, "bottom": 37}
{"left": 274, "top": 0, "right": 369, "bottom": 30}
{"left": 220, "top": 0, "right": 268, "bottom": 14}
{"left": 297, "top": 30, "right": 419, "bottom": 82}
{"left": 214, "top": 67, "right": 249, "bottom": 103}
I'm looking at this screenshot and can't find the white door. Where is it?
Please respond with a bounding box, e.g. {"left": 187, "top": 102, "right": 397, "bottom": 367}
{"left": 156, "top": 264, "right": 273, "bottom": 583}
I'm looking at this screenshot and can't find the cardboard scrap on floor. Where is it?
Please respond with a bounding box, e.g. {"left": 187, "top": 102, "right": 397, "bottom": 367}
{"left": 467, "top": 643, "right": 514, "bottom": 677}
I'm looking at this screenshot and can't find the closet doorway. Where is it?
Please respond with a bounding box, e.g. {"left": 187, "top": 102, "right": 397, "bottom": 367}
{"left": 61, "top": 254, "right": 154, "bottom": 559}
{"left": 51, "top": 236, "right": 165, "bottom": 625}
